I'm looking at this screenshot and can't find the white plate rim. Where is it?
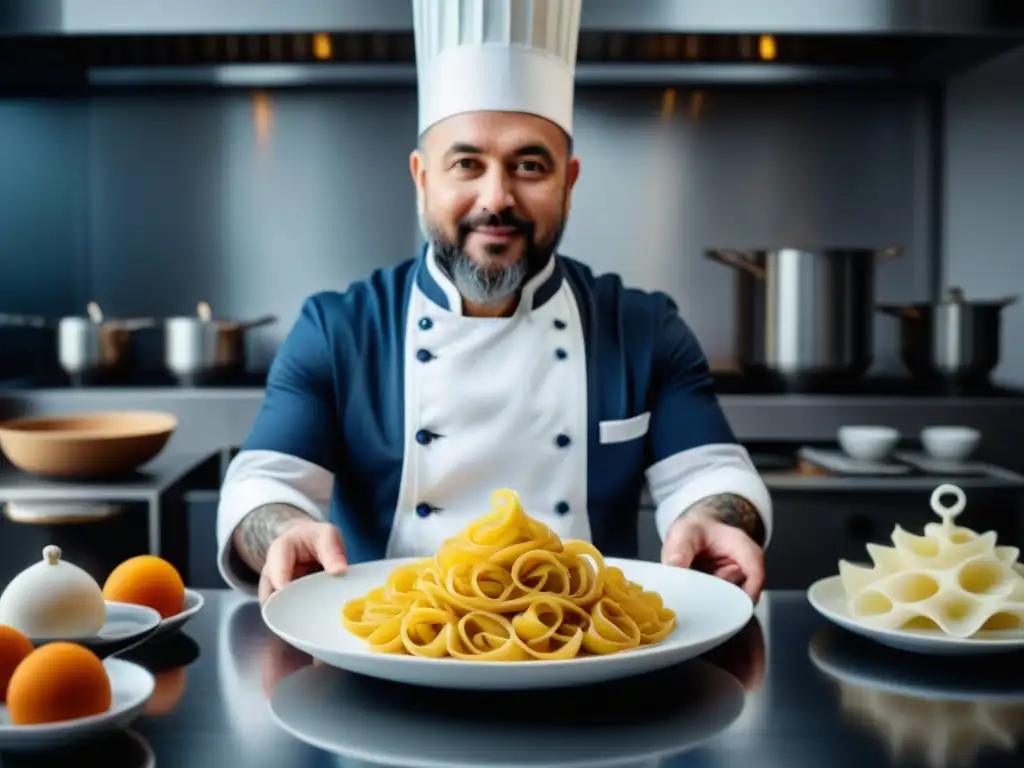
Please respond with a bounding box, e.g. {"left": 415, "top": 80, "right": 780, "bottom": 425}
{"left": 0, "top": 657, "right": 156, "bottom": 734}
{"left": 159, "top": 588, "right": 204, "bottom": 627}
{"left": 807, "top": 575, "right": 1024, "bottom": 649}
{"left": 27, "top": 601, "right": 162, "bottom": 647}
{"left": 263, "top": 556, "right": 754, "bottom": 670}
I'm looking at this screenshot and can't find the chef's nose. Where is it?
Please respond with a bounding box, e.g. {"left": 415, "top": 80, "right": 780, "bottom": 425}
{"left": 477, "top": 169, "right": 515, "bottom": 212}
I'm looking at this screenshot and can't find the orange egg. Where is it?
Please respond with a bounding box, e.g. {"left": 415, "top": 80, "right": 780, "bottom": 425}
{"left": 0, "top": 625, "right": 34, "bottom": 703}
{"left": 6, "top": 642, "right": 111, "bottom": 725}
{"left": 103, "top": 555, "right": 185, "bottom": 619}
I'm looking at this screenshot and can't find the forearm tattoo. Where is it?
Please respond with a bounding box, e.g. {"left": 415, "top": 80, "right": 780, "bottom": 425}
{"left": 689, "top": 493, "right": 766, "bottom": 546}
{"left": 233, "top": 503, "right": 312, "bottom": 573}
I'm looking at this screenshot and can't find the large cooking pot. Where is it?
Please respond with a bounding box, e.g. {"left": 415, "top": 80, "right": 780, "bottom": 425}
{"left": 165, "top": 301, "right": 277, "bottom": 383}
{"left": 706, "top": 246, "right": 903, "bottom": 382}
{"left": 877, "top": 287, "right": 1017, "bottom": 384}
{"left": 0, "top": 302, "right": 154, "bottom": 381}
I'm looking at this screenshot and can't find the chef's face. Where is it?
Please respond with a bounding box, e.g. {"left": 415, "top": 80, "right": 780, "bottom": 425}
{"left": 410, "top": 110, "right": 580, "bottom": 311}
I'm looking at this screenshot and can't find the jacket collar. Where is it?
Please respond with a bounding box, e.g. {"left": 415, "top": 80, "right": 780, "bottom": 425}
{"left": 415, "top": 243, "right": 563, "bottom": 317}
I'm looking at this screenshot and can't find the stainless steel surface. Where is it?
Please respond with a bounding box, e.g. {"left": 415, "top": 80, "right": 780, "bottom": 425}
{"left": 707, "top": 246, "right": 904, "bottom": 381}
{"left": 878, "top": 287, "right": 1019, "bottom": 383}
{"left": 3, "top": 0, "right": 1021, "bottom": 35}
{"left": 86, "top": 63, "right": 905, "bottom": 89}
{"left": 18, "top": 591, "right": 1024, "bottom": 766}
{"left": 165, "top": 303, "right": 277, "bottom": 380}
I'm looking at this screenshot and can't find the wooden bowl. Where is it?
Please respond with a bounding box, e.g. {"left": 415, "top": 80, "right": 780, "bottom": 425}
{"left": 0, "top": 411, "right": 178, "bottom": 478}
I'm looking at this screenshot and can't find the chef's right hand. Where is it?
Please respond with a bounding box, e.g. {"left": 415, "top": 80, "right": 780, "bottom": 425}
{"left": 258, "top": 521, "right": 348, "bottom": 605}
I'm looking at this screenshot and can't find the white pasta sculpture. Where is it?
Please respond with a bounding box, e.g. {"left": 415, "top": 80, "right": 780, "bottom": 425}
{"left": 838, "top": 484, "right": 1024, "bottom": 638}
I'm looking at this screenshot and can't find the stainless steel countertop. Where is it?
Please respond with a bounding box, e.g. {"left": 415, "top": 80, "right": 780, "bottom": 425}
{"left": 55, "top": 589, "right": 1024, "bottom": 767}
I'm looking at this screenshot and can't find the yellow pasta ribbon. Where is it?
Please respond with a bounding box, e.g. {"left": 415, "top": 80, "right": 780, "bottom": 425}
{"left": 340, "top": 488, "right": 677, "bottom": 660}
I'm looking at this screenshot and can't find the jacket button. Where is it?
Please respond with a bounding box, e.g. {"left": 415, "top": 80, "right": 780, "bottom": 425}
{"left": 415, "top": 429, "right": 436, "bottom": 445}
{"left": 415, "top": 503, "right": 433, "bottom": 518}
{"left": 419, "top": 317, "right": 433, "bottom": 330}
{"left": 555, "top": 501, "right": 570, "bottom": 515}
{"left": 555, "top": 434, "right": 571, "bottom": 448}
{"left": 555, "top": 348, "right": 568, "bottom": 360}
{"left": 553, "top": 319, "right": 567, "bottom": 329}
{"left": 416, "top": 349, "right": 434, "bottom": 363}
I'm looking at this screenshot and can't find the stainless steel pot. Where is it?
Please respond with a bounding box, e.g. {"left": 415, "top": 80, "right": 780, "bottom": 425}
{"left": 877, "top": 287, "right": 1017, "bottom": 383}
{"left": 705, "top": 246, "right": 904, "bottom": 381}
{"left": 0, "top": 302, "right": 154, "bottom": 380}
{"left": 165, "top": 301, "right": 277, "bottom": 381}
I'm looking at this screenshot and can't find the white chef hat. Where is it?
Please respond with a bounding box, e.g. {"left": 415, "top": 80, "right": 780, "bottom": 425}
{"left": 412, "top": 0, "right": 583, "bottom": 137}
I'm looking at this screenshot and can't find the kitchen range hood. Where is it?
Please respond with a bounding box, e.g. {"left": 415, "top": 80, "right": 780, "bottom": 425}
{"left": 1, "top": 0, "right": 1023, "bottom": 90}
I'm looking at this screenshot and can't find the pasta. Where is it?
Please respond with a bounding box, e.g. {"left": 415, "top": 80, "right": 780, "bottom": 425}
{"left": 838, "top": 484, "right": 1024, "bottom": 638}
{"left": 341, "top": 489, "right": 677, "bottom": 660}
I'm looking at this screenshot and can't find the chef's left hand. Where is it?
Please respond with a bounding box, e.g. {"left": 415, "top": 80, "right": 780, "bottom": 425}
{"left": 662, "top": 509, "right": 765, "bottom": 602}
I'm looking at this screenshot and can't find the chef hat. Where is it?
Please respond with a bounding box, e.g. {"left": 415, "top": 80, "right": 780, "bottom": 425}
{"left": 412, "top": 0, "right": 583, "bottom": 136}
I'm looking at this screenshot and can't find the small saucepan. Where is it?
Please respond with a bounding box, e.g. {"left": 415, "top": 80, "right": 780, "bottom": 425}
{"left": 164, "top": 302, "right": 277, "bottom": 382}
{"left": 0, "top": 302, "right": 154, "bottom": 380}
{"left": 877, "top": 287, "right": 1018, "bottom": 383}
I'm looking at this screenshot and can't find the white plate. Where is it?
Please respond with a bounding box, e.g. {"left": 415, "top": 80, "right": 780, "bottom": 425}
{"left": 270, "top": 657, "right": 746, "bottom": 767}
{"left": 262, "top": 557, "right": 754, "bottom": 690}
{"left": 808, "top": 627, "right": 1024, "bottom": 703}
{"left": 807, "top": 575, "right": 1024, "bottom": 655}
{"left": 150, "top": 589, "right": 204, "bottom": 639}
{"left": 0, "top": 658, "right": 155, "bottom": 752}
{"left": 29, "top": 601, "right": 162, "bottom": 658}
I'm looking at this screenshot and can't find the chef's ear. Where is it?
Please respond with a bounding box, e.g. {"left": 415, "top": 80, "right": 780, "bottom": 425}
{"left": 563, "top": 155, "right": 581, "bottom": 218}
{"left": 409, "top": 148, "right": 427, "bottom": 213}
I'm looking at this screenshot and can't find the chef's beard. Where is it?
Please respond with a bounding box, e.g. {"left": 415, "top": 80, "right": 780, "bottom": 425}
{"left": 423, "top": 209, "right": 565, "bottom": 307}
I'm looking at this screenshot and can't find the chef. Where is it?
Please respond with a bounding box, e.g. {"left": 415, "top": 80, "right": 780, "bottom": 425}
{"left": 216, "top": 0, "right": 773, "bottom": 605}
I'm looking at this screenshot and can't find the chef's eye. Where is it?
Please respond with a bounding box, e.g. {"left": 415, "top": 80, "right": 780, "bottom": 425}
{"left": 518, "top": 160, "right": 546, "bottom": 173}
{"left": 451, "top": 157, "right": 480, "bottom": 170}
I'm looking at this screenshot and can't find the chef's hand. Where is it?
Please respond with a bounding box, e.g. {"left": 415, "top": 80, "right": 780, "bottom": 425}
{"left": 662, "top": 509, "right": 765, "bottom": 602}
{"left": 258, "top": 521, "right": 348, "bottom": 605}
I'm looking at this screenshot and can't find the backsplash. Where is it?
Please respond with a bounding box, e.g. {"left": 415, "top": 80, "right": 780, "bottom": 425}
{"left": 3, "top": 85, "right": 934, "bottom": 373}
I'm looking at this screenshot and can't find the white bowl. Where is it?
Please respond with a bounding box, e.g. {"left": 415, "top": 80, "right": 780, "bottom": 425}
{"left": 920, "top": 426, "right": 981, "bottom": 462}
{"left": 837, "top": 426, "right": 900, "bottom": 463}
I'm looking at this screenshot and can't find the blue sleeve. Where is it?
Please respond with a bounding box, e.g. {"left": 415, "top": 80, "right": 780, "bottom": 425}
{"left": 648, "top": 296, "right": 737, "bottom": 462}
{"left": 241, "top": 296, "right": 341, "bottom": 471}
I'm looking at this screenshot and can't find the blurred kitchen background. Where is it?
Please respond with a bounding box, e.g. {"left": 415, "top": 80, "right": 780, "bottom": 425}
{"left": 0, "top": 1, "right": 1022, "bottom": 591}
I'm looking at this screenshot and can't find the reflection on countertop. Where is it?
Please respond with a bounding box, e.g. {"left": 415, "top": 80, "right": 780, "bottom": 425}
{"left": 1, "top": 590, "right": 1016, "bottom": 767}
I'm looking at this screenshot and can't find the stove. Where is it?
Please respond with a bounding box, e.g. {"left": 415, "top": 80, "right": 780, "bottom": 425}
{"left": 710, "top": 372, "right": 1024, "bottom": 397}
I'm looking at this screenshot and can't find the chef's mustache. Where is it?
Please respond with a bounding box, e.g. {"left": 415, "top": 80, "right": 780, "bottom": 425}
{"left": 458, "top": 210, "right": 534, "bottom": 244}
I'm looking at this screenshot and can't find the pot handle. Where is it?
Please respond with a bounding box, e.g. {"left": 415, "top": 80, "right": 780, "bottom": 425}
{"left": 704, "top": 249, "right": 765, "bottom": 279}
{"left": 876, "top": 245, "right": 904, "bottom": 260}
{"left": 998, "top": 295, "right": 1019, "bottom": 308}
{"left": 875, "top": 304, "right": 920, "bottom": 319}
{"left": 0, "top": 313, "right": 50, "bottom": 328}
{"left": 238, "top": 315, "right": 278, "bottom": 331}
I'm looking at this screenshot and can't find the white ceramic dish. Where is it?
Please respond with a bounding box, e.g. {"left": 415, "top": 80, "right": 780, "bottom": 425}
{"left": 807, "top": 575, "right": 1024, "bottom": 655}
{"left": 837, "top": 425, "right": 900, "bottom": 463}
{"left": 0, "top": 658, "right": 155, "bottom": 752}
{"left": 150, "top": 589, "right": 204, "bottom": 639}
{"left": 29, "top": 601, "right": 161, "bottom": 658}
{"left": 920, "top": 426, "right": 981, "bottom": 462}
{"left": 263, "top": 557, "right": 754, "bottom": 690}
{"left": 270, "top": 657, "right": 746, "bottom": 767}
